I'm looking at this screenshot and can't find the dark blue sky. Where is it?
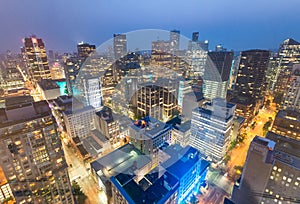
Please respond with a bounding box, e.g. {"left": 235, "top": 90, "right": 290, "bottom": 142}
{"left": 1, "top": 0, "right": 300, "bottom": 53}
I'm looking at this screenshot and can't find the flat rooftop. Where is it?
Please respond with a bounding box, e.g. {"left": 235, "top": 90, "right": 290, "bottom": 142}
{"left": 131, "top": 116, "right": 171, "bottom": 139}
{"left": 90, "top": 143, "right": 151, "bottom": 178}
{"left": 0, "top": 100, "right": 51, "bottom": 128}
{"left": 111, "top": 170, "right": 179, "bottom": 204}
{"left": 275, "top": 109, "right": 300, "bottom": 122}
{"left": 82, "top": 136, "right": 103, "bottom": 157}
{"left": 37, "top": 79, "right": 60, "bottom": 90}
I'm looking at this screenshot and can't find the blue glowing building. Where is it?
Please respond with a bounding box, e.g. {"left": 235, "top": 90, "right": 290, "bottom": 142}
{"left": 162, "top": 146, "right": 210, "bottom": 203}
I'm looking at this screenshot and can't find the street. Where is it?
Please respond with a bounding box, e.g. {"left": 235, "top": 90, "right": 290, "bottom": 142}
{"left": 227, "top": 101, "right": 277, "bottom": 177}
{"left": 62, "top": 142, "right": 107, "bottom": 204}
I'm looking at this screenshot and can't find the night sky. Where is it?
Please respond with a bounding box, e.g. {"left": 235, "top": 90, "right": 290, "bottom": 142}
{"left": 1, "top": 0, "right": 300, "bottom": 53}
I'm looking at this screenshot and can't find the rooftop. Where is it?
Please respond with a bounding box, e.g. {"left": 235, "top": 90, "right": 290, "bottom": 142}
{"left": 0, "top": 100, "right": 51, "bottom": 128}
{"left": 90, "top": 143, "right": 151, "bottom": 178}
{"left": 111, "top": 169, "right": 179, "bottom": 204}
{"left": 276, "top": 109, "right": 300, "bottom": 122}
{"left": 163, "top": 146, "right": 209, "bottom": 179}
{"left": 131, "top": 116, "right": 171, "bottom": 139}
{"left": 37, "top": 79, "right": 60, "bottom": 90}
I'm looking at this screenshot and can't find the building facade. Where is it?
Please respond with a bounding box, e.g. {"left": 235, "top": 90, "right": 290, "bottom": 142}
{"left": 0, "top": 101, "right": 74, "bottom": 204}
{"left": 21, "top": 36, "right": 51, "bottom": 81}
{"left": 190, "top": 98, "right": 236, "bottom": 162}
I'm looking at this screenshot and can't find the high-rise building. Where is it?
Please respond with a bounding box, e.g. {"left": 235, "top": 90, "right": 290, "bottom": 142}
{"left": 208, "top": 50, "right": 234, "bottom": 82}
{"left": 234, "top": 49, "right": 270, "bottom": 101}
{"left": 75, "top": 75, "right": 103, "bottom": 111}
{"left": 170, "top": 30, "right": 180, "bottom": 53}
{"left": 190, "top": 98, "right": 236, "bottom": 162}
{"left": 21, "top": 36, "right": 51, "bottom": 81}
{"left": 282, "top": 64, "right": 300, "bottom": 110}
{"left": 273, "top": 38, "right": 300, "bottom": 104}
{"left": 113, "top": 34, "right": 127, "bottom": 60}
{"left": 77, "top": 42, "right": 96, "bottom": 59}
{"left": 232, "top": 132, "right": 300, "bottom": 204}
{"left": 0, "top": 101, "right": 74, "bottom": 204}
{"left": 271, "top": 109, "right": 300, "bottom": 140}
{"left": 203, "top": 54, "right": 229, "bottom": 100}
{"left": 132, "top": 82, "right": 178, "bottom": 121}
{"left": 63, "top": 55, "right": 83, "bottom": 94}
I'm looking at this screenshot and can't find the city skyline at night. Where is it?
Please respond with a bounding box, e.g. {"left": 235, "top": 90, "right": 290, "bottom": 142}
{"left": 0, "top": 1, "right": 300, "bottom": 204}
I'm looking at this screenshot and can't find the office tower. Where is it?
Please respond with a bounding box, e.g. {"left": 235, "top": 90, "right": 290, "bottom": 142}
{"left": 77, "top": 42, "right": 96, "bottom": 59}
{"left": 75, "top": 75, "right": 103, "bottom": 111}
{"left": 21, "top": 36, "right": 51, "bottom": 81}
{"left": 0, "top": 101, "right": 74, "bottom": 204}
{"left": 186, "top": 32, "right": 209, "bottom": 78}
{"left": 271, "top": 110, "right": 300, "bottom": 140}
{"left": 63, "top": 106, "right": 96, "bottom": 143}
{"left": 95, "top": 106, "right": 120, "bottom": 145}
{"left": 282, "top": 64, "right": 300, "bottom": 110}
{"left": 234, "top": 49, "right": 270, "bottom": 101}
{"left": 232, "top": 132, "right": 300, "bottom": 204}
{"left": 273, "top": 38, "right": 300, "bottom": 104}
{"left": 203, "top": 50, "right": 234, "bottom": 100}
{"left": 113, "top": 34, "right": 127, "bottom": 60}
{"left": 170, "top": 30, "right": 180, "bottom": 53}
{"left": 151, "top": 40, "right": 172, "bottom": 68}
{"left": 133, "top": 83, "right": 178, "bottom": 121}
{"left": 208, "top": 50, "right": 234, "bottom": 82}
{"left": 190, "top": 98, "right": 236, "bottom": 162}
{"left": 63, "top": 55, "right": 83, "bottom": 94}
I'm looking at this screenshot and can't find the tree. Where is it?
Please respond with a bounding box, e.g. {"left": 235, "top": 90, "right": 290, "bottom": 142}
{"left": 72, "top": 181, "right": 87, "bottom": 204}
{"left": 224, "top": 154, "right": 231, "bottom": 164}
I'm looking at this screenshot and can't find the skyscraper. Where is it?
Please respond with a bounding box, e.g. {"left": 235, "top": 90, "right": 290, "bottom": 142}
{"left": 234, "top": 49, "right": 270, "bottom": 101}
{"left": 74, "top": 75, "right": 103, "bottom": 111}
{"left": 21, "top": 36, "right": 51, "bottom": 81}
{"left": 203, "top": 50, "right": 234, "bottom": 100}
{"left": 0, "top": 101, "right": 74, "bottom": 204}
{"left": 232, "top": 132, "right": 300, "bottom": 204}
{"left": 273, "top": 38, "right": 300, "bottom": 104}
{"left": 133, "top": 83, "right": 177, "bottom": 121}
{"left": 208, "top": 50, "right": 234, "bottom": 82}
{"left": 170, "top": 30, "right": 180, "bottom": 53}
{"left": 113, "top": 34, "right": 127, "bottom": 60}
{"left": 282, "top": 64, "right": 300, "bottom": 110}
{"left": 190, "top": 98, "right": 236, "bottom": 162}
